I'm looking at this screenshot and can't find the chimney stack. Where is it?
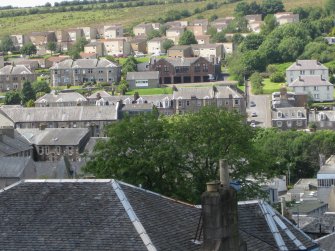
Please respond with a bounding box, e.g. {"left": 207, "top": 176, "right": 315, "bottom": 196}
{"left": 281, "top": 197, "right": 286, "bottom": 216}
{"left": 201, "top": 160, "right": 243, "bottom": 251}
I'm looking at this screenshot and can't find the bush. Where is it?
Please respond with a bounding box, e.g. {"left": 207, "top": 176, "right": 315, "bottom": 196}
{"left": 270, "top": 72, "right": 285, "bottom": 83}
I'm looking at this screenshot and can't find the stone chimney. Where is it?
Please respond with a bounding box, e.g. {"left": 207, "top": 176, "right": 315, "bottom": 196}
{"left": 279, "top": 87, "right": 287, "bottom": 100}
{"left": 201, "top": 160, "right": 244, "bottom": 251}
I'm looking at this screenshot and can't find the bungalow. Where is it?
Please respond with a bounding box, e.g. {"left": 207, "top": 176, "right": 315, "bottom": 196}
{"left": 126, "top": 71, "right": 159, "bottom": 89}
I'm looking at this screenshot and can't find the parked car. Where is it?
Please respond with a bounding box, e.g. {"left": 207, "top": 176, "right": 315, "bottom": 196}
{"left": 250, "top": 101, "right": 256, "bottom": 107}
{"left": 250, "top": 122, "right": 256, "bottom": 128}
{"left": 251, "top": 112, "right": 257, "bottom": 117}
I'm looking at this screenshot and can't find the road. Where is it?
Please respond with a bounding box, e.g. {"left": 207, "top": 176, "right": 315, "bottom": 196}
{"left": 246, "top": 82, "right": 272, "bottom": 128}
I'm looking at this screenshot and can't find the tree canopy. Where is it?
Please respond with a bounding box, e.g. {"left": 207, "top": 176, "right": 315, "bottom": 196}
{"left": 20, "top": 43, "right": 37, "bottom": 56}
{"left": 21, "top": 81, "right": 36, "bottom": 104}
{"left": 4, "top": 90, "right": 21, "bottom": 105}
{"left": 178, "top": 30, "right": 197, "bottom": 45}
{"left": 0, "top": 35, "right": 15, "bottom": 53}
{"left": 84, "top": 107, "right": 270, "bottom": 203}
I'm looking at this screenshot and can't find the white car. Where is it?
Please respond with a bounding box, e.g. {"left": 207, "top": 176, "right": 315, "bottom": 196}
{"left": 250, "top": 123, "right": 256, "bottom": 128}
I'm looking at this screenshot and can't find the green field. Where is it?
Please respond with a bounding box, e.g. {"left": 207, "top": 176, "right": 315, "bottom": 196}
{"left": 0, "top": 0, "right": 325, "bottom": 37}
{"left": 126, "top": 87, "right": 173, "bottom": 95}
{"left": 262, "top": 78, "right": 286, "bottom": 94}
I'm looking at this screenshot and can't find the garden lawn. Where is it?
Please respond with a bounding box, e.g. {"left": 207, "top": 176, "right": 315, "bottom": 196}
{"left": 263, "top": 78, "right": 286, "bottom": 94}
{"left": 126, "top": 87, "right": 173, "bottom": 95}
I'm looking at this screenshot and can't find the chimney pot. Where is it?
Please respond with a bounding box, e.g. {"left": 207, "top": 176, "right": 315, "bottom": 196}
{"left": 206, "top": 181, "right": 220, "bottom": 192}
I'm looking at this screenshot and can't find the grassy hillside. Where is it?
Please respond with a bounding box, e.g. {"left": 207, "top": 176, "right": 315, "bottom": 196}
{"left": 0, "top": 0, "right": 325, "bottom": 37}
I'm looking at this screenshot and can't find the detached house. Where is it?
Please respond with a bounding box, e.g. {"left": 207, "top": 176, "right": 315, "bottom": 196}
{"left": 50, "top": 58, "right": 121, "bottom": 87}
{"left": 0, "top": 65, "right": 37, "bottom": 91}
{"left": 290, "top": 75, "right": 333, "bottom": 102}
{"left": 286, "top": 60, "right": 329, "bottom": 85}
{"left": 149, "top": 57, "right": 220, "bottom": 84}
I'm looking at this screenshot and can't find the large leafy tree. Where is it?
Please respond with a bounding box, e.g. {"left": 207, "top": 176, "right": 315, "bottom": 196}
{"left": 0, "top": 35, "right": 15, "bottom": 53}
{"left": 261, "top": 0, "right": 284, "bottom": 15}
{"left": 178, "top": 30, "right": 197, "bottom": 45}
{"left": 239, "top": 34, "right": 264, "bottom": 52}
{"left": 32, "top": 80, "right": 51, "bottom": 94}
{"left": 68, "top": 37, "right": 88, "bottom": 59}
{"left": 4, "top": 90, "right": 21, "bottom": 105}
{"left": 162, "top": 39, "right": 174, "bottom": 51}
{"left": 84, "top": 107, "right": 269, "bottom": 202}
{"left": 46, "top": 41, "right": 57, "bottom": 55}
{"left": 21, "top": 81, "right": 36, "bottom": 104}
{"left": 122, "top": 56, "right": 137, "bottom": 77}
{"left": 20, "top": 43, "right": 37, "bottom": 56}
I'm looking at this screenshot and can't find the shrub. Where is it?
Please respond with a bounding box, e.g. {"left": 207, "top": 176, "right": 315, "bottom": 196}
{"left": 270, "top": 72, "right": 285, "bottom": 83}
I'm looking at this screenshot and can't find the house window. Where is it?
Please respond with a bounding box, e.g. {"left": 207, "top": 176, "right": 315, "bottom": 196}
{"left": 13, "top": 77, "right": 18, "bottom": 81}
{"left": 234, "top": 99, "right": 239, "bottom": 105}
{"left": 276, "top": 121, "right": 282, "bottom": 127}
{"left": 277, "top": 112, "right": 282, "bottom": 118}
{"left": 314, "top": 86, "right": 318, "bottom": 91}
{"left": 75, "top": 69, "right": 78, "bottom": 74}
{"left": 88, "top": 69, "right": 93, "bottom": 74}
{"left": 197, "top": 100, "right": 202, "bottom": 106}
{"left": 38, "top": 146, "right": 44, "bottom": 155}
{"left": 45, "top": 146, "right": 49, "bottom": 155}
{"left": 314, "top": 94, "right": 319, "bottom": 99}
{"left": 203, "top": 64, "right": 208, "bottom": 72}
{"left": 67, "top": 146, "right": 73, "bottom": 155}
{"left": 297, "top": 111, "right": 303, "bottom": 117}
{"left": 287, "top": 121, "right": 292, "bottom": 127}
{"left": 186, "top": 100, "right": 190, "bottom": 106}
{"left": 300, "top": 70, "right": 305, "bottom": 75}
{"left": 54, "top": 70, "right": 58, "bottom": 74}
{"left": 164, "top": 65, "right": 169, "bottom": 73}
{"left": 99, "top": 70, "right": 104, "bottom": 74}
{"left": 178, "top": 100, "right": 182, "bottom": 107}
{"left": 195, "top": 63, "right": 201, "bottom": 72}
{"left": 310, "top": 70, "right": 315, "bottom": 74}
{"left": 56, "top": 146, "right": 61, "bottom": 155}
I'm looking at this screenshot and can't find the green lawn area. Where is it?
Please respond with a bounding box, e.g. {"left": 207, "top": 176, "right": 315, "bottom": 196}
{"left": 262, "top": 78, "right": 286, "bottom": 94}
{"left": 126, "top": 87, "right": 173, "bottom": 95}
{"left": 237, "top": 85, "right": 245, "bottom": 92}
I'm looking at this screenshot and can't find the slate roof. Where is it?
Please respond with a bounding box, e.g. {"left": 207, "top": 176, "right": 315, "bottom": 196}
{"left": 287, "top": 60, "right": 327, "bottom": 71}
{"left": 173, "top": 87, "right": 215, "bottom": 99}
{"left": 0, "top": 106, "right": 118, "bottom": 123}
{"left": 238, "top": 200, "right": 318, "bottom": 251}
{"left": 302, "top": 212, "right": 335, "bottom": 234}
{"left": 164, "top": 57, "right": 201, "bottom": 67}
{"left": 0, "top": 157, "right": 33, "bottom": 178}
{"left": 0, "top": 131, "right": 32, "bottom": 157}
{"left": 17, "top": 128, "right": 90, "bottom": 146}
{"left": 290, "top": 75, "right": 332, "bottom": 87}
{"left": 50, "top": 59, "right": 118, "bottom": 70}
{"left": 126, "top": 71, "right": 159, "bottom": 80}
{"left": 0, "top": 65, "right": 33, "bottom": 75}
{"left": 35, "top": 92, "right": 87, "bottom": 104}
{"left": 0, "top": 180, "right": 318, "bottom": 251}
{"left": 168, "top": 45, "right": 191, "bottom": 50}
{"left": 215, "top": 86, "right": 244, "bottom": 99}
{"left": 316, "top": 232, "right": 335, "bottom": 251}
{"left": 0, "top": 180, "right": 201, "bottom": 251}
{"left": 272, "top": 107, "right": 307, "bottom": 120}
{"left": 0, "top": 113, "right": 14, "bottom": 128}
{"left": 87, "top": 90, "right": 112, "bottom": 99}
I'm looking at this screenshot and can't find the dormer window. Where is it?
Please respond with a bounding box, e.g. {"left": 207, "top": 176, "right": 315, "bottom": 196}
{"left": 297, "top": 111, "right": 302, "bottom": 117}
{"left": 277, "top": 112, "right": 282, "bottom": 118}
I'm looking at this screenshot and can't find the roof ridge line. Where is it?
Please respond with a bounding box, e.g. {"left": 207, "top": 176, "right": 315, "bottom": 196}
{"left": 117, "top": 180, "right": 197, "bottom": 208}
{"left": 0, "top": 180, "right": 24, "bottom": 193}
{"left": 258, "top": 200, "right": 288, "bottom": 251}
{"left": 265, "top": 202, "right": 306, "bottom": 249}
{"left": 111, "top": 179, "right": 157, "bottom": 251}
